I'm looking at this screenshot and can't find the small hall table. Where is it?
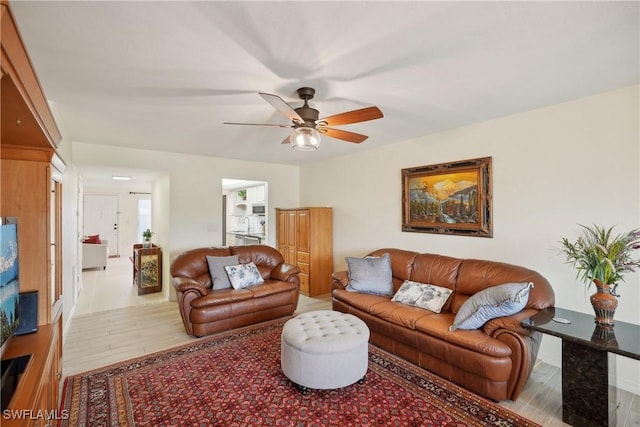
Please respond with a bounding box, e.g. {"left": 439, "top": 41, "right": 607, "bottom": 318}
{"left": 522, "top": 307, "right": 640, "bottom": 427}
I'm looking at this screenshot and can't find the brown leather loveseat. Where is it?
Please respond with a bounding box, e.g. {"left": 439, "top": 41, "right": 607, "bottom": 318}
{"left": 332, "top": 248, "right": 555, "bottom": 402}
{"left": 171, "top": 245, "right": 301, "bottom": 337}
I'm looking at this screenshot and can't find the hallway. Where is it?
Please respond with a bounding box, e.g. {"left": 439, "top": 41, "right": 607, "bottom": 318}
{"left": 74, "top": 256, "right": 166, "bottom": 316}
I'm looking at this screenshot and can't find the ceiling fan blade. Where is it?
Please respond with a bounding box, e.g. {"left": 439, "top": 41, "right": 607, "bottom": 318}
{"left": 320, "top": 127, "right": 369, "bottom": 144}
{"left": 320, "top": 106, "right": 383, "bottom": 126}
{"left": 259, "top": 93, "right": 304, "bottom": 123}
{"left": 223, "top": 122, "right": 292, "bottom": 128}
{"left": 281, "top": 136, "right": 291, "bottom": 145}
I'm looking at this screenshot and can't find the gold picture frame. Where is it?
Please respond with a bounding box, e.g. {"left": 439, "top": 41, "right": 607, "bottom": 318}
{"left": 402, "top": 157, "right": 493, "bottom": 237}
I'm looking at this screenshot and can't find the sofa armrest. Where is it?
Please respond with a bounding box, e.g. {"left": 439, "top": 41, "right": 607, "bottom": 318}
{"left": 332, "top": 270, "right": 349, "bottom": 291}
{"left": 270, "top": 263, "right": 301, "bottom": 282}
{"left": 172, "top": 277, "right": 208, "bottom": 296}
{"left": 82, "top": 242, "right": 109, "bottom": 269}
{"left": 482, "top": 308, "right": 541, "bottom": 337}
{"left": 483, "top": 308, "right": 544, "bottom": 400}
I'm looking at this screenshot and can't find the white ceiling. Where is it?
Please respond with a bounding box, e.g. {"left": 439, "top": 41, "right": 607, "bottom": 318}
{"left": 78, "top": 165, "right": 161, "bottom": 190}
{"left": 10, "top": 1, "right": 639, "bottom": 171}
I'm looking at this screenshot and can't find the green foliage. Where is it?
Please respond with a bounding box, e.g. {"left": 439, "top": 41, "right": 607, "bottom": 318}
{"left": 142, "top": 229, "right": 154, "bottom": 240}
{"left": 560, "top": 224, "right": 640, "bottom": 296}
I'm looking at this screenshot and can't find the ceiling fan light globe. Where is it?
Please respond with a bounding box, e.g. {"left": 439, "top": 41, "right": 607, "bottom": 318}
{"left": 290, "top": 127, "right": 321, "bottom": 151}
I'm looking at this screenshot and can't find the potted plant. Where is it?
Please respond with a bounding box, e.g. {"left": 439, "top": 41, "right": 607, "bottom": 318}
{"left": 142, "top": 229, "right": 154, "bottom": 248}
{"left": 560, "top": 224, "right": 640, "bottom": 325}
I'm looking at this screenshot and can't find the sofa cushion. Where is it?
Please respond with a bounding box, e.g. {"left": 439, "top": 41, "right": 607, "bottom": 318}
{"left": 206, "top": 255, "right": 239, "bottom": 290}
{"left": 191, "top": 280, "right": 296, "bottom": 310}
{"left": 413, "top": 315, "right": 512, "bottom": 358}
{"left": 191, "top": 288, "right": 253, "bottom": 308}
{"left": 450, "top": 282, "right": 534, "bottom": 331}
{"left": 392, "top": 280, "right": 452, "bottom": 314}
{"left": 410, "top": 254, "right": 461, "bottom": 290}
{"left": 369, "top": 300, "right": 436, "bottom": 330}
{"left": 225, "top": 262, "right": 265, "bottom": 289}
{"left": 453, "top": 259, "right": 551, "bottom": 312}
{"left": 249, "top": 280, "right": 298, "bottom": 298}
{"left": 333, "top": 289, "right": 389, "bottom": 314}
{"left": 345, "top": 253, "right": 393, "bottom": 296}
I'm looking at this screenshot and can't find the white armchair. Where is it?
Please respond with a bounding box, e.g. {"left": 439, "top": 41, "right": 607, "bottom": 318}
{"left": 82, "top": 239, "right": 109, "bottom": 270}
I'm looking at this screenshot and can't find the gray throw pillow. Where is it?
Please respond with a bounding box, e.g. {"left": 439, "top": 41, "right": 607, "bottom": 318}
{"left": 206, "top": 255, "right": 239, "bottom": 290}
{"left": 345, "top": 253, "right": 393, "bottom": 296}
{"left": 449, "top": 282, "right": 534, "bottom": 331}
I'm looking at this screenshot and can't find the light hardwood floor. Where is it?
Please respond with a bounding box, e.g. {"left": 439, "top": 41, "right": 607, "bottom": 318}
{"left": 64, "top": 257, "right": 639, "bottom": 426}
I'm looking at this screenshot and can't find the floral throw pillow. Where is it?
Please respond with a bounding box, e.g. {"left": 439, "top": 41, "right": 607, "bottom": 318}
{"left": 391, "top": 280, "right": 453, "bottom": 313}
{"left": 224, "top": 262, "right": 265, "bottom": 290}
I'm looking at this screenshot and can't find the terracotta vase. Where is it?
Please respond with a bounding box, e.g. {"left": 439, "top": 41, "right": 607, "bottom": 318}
{"left": 590, "top": 279, "right": 618, "bottom": 326}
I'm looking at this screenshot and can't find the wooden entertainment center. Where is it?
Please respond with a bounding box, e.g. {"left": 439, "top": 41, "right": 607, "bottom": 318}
{"left": 1, "top": 2, "right": 65, "bottom": 425}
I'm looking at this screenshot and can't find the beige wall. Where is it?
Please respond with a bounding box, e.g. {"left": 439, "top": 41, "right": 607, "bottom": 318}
{"left": 71, "top": 143, "right": 300, "bottom": 298}
{"left": 300, "top": 85, "right": 640, "bottom": 393}
{"left": 152, "top": 175, "right": 172, "bottom": 300}
{"left": 64, "top": 85, "right": 639, "bottom": 393}
{"left": 60, "top": 164, "right": 80, "bottom": 339}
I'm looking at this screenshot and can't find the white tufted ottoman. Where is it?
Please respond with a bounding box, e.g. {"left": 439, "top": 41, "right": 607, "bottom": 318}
{"left": 281, "top": 310, "right": 370, "bottom": 392}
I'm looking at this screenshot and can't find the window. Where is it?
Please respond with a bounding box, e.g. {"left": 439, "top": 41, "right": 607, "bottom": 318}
{"left": 137, "top": 199, "right": 151, "bottom": 243}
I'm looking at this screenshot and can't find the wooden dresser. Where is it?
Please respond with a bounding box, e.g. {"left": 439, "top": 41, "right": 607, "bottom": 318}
{"left": 276, "top": 207, "right": 333, "bottom": 296}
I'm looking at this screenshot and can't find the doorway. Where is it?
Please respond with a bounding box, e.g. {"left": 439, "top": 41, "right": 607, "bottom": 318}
{"left": 222, "top": 179, "right": 268, "bottom": 246}
{"left": 84, "top": 194, "right": 119, "bottom": 256}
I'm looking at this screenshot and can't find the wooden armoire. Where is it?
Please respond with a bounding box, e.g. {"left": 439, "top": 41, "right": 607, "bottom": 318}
{"left": 275, "top": 207, "right": 333, "bottom": 296}
{"left": 1, "top": 2, "right": 65, "bottom": 424}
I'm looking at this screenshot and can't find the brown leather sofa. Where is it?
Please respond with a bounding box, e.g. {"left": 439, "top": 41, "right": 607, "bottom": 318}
{"left": 332, "top": 248, "right": 555, "bottom": 402}
{"left": 171, "top": 245, "right": 301, "bottom": 337}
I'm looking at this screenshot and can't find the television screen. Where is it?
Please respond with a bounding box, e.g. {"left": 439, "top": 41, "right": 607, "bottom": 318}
{"left": 0, "top": 219, "right": 20, "bottom": 358}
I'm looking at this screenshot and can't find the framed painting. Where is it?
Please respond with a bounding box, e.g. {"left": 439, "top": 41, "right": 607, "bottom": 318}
{"left": 402, "top": 157, "right": 492, "bottom": 237}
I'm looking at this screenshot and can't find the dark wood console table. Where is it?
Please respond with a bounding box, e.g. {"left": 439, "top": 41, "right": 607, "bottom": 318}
{"left": 133, "top": 244, "right": 162, "bottom": 295}
{"left": 522, "top": 307, "right": 640, "bottom": 427}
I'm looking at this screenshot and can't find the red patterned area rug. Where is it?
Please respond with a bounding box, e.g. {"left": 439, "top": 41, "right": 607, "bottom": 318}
{"left": 60, "top": 318, "right": 539, "bottom": 427}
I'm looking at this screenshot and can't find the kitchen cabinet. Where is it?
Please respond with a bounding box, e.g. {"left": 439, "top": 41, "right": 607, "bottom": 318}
{"left": 227, "top": 232, "right": 265, "bottom": 246}
{"left": 243, "top": 235, "right": 261, "bottom": 245}
{"left": 0, "top": 2, "right": 64, "bottom": 423}
{"left": 247, "top": 185, "right": 265, "bottom": 203}
{"left": 276, "top": 208, "right": 333, "bottom": 296}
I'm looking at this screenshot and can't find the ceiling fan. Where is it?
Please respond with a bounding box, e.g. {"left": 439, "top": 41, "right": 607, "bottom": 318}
{"left": 224, "top": 87, "right": 383, "bottom": 151}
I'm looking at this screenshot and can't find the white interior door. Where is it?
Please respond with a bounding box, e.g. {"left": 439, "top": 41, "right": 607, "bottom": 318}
{"left": 84, "top": 194, "right": 119, "bottom": 256}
